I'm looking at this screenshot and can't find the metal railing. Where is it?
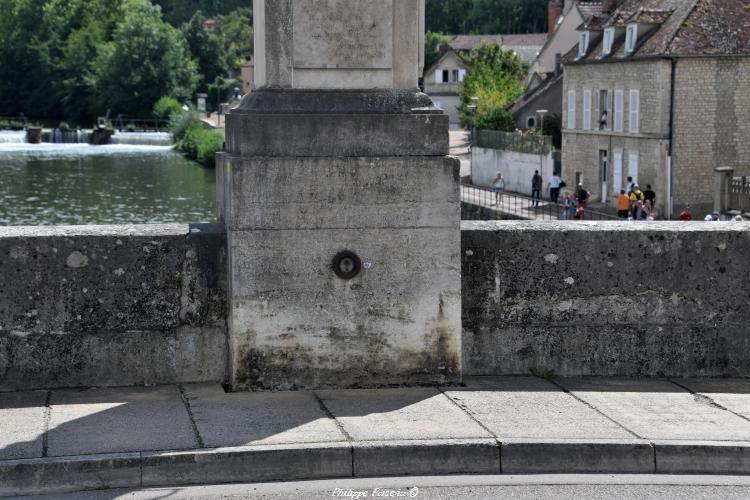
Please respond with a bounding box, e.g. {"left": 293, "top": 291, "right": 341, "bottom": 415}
{"left": 729, "top": 176, "right": 750, "bottom": 214}
{"left": 476, "top": 129, "right": 554, "bottom": 155}
{"left": 113, "top": 116, "right": 170, "bottom": 132}
{"left": 461, "top": 183, "right": 620, "bottom": 221}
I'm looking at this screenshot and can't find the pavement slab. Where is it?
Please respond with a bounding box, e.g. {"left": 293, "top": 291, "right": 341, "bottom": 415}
{"left": 47, "top": 386, "right": 197, "bottom": 457}
{"left": 558, "top": 378, "right": 750, "bottom": 441}
{"left": 316, "top": 388, "right": 492, "bottom": 441}
{"left": 0, "top": 391, "right": 47, "bottom": 460}
{"left": 675, "top": 379, "right": 750, "bottom": 422}
{"left": 446, "top": 377, "right": 635, "bottom": 440}
{"left": 183, "top": 384, "right": 346, "bottom": 447}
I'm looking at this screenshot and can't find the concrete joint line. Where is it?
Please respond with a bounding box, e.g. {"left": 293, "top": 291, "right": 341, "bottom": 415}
{"left": 312, "top": 391, "right": 355, "bottom": 477}
{"left": 41, "top": 391, "right": 52, "bottom": 458}
{"left": 549, "top": 378, "right": 644, "bottom": 439}
{"left": 437, "top": 387, "right": 499, "bottom": 440}
{"left": 178, "top": 385, "right": 205, "bottom": 449}
{"left": 669, "top": 379, "right": 750, "bottom": 426}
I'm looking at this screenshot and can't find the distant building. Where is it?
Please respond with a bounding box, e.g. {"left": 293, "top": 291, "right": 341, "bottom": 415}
{"left": 510, "top": 1, "right": 602, "bottom": 134}
{"left": 562, "top": 0, "right": 750, "bottom": 218}
{"left": 423, "top": 34, "right": 546, "bottom": 127}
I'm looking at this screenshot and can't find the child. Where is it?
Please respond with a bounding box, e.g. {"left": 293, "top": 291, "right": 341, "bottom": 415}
{"left": 492, "top": 172, "right": 505, "bottom": 205}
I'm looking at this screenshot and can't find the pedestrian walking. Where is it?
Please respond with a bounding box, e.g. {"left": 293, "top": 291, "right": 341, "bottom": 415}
{"left": 548, "top": 173, "right": 562, "bottom": 203}
{"left": 563, "top": 192, "right": 576, "bottom": 221}
{"left": 531, "top": 170, "right": 543, "bottom": 207}
{"left": 492, "top": 172, "right": 505, "bottom": 206}
{"left": 629, "top": 185, "right": 644, "bottom": 219}
{"left": 643, "top": 184, "right": 656, "bottom": 207}
{"left": 626, "top": 176, "right": 636, "bottom": 195}
{"left": 617, "top": 190, "right": 630, "bottom": 219}
{"left": 679, "top": 204, "right": 692, "bottom": 221}
{"left": 576, "top": 183, "right": 590, "bottom": 210}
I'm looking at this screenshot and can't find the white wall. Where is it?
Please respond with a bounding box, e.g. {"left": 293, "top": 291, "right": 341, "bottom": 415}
{"left": 471, "top": 147, "right": 555, "bottom": 196}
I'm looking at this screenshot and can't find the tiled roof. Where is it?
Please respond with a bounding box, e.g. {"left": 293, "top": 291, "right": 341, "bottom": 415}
{"left": 446, "top": 34, "right": 546, "bottom": 64}
{"left": 577, "top": 2, "right": 604, "bottom": 19}
{"left": 448, "top": 35, "right": 504, "bottom": 52}
{"left": 566, "top": 0, "right": 750, "bottom": 62}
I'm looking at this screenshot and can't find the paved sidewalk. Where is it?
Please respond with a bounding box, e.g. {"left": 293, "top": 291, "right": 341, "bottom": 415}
{"left": 5, "top": 377, "right": 750, "bottom": 496}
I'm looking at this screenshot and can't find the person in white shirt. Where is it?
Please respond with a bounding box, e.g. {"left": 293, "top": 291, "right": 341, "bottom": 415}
{"left": 547, "top": 174, "right": 562, "bottom": 203}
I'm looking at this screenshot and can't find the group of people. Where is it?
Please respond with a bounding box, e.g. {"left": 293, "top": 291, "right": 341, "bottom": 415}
{"left": 616, "top": 178, "right": 657, "bottom": 220}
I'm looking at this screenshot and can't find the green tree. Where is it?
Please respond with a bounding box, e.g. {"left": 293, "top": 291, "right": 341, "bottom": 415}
{"left": 93, "top": 0, "right": 199, "bottom": 117}
{"left": 181, "top": 10, "right": 226, "bottom": 88}
{"left": 458, "top": 43, "right": 526, "bottom": 130}
{"left": 425, "top": 31, "right": 449, "bottom": 70}
{"left": 426, "top": 0, "right": 474, "bottom": 34}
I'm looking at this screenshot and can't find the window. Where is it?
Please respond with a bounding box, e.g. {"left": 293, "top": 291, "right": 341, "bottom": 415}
{"left": 435, "top": 70, "right": 444, "bottom": 84}
{"left": 441, "top": 69, "right": 450, "bottom": 83}
{"left": 578, "top": 31, "right": 590, "bottom": 58}
{"left": 451, "top": 69, "right": 459, "bottom": 83}
{"left": 599, "top": 90, "right": 612, "bottom": 130}
{"left": 614, "top": 89, "right": 624, "bottom": 132}
{"left": 629, "top": 89, "right": 640, "bottom": 134}
{"left": 458, "top": 69, "right": 467, "bottom": 82}
{"left": 625, "top": 24, "right": 638, "bottom": 54}
{"left": 613, "top": 150, "right": 623, "bottom": 194}
{"left": 527, "top": 116, "right": 537, "bottom": 129}
{"left": 583, "top": 89, "right": 592, "bottom": 130}
{"left": 602, "top": 28, "right": 615, "bottom": 57}
{"left": 567, "top": 89, "right": 576, "bottom": 129}
{"left": 628, "top": 152, "right": 639, "bottom": 185}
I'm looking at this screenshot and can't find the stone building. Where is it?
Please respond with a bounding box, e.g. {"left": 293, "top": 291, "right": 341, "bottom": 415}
{"left": 562, "top": 0, "right": 750, "bottom": 218}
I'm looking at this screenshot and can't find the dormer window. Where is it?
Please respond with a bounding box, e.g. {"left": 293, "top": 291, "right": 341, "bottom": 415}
{"left": 625, "top": 24, "right": 638, "bottom": 54}
{"left": 578, "top": 31, "right": 590, "bottom": 58}
{"left": 602, "top": 28, "right": 615, "bottom": 57}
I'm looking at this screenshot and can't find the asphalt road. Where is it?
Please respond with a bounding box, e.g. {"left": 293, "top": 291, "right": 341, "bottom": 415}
{"left": 17, "top": 475, "right": 750, "bottom": 500}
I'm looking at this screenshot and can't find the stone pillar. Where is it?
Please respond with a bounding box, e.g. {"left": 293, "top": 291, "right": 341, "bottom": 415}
{"left": 217, "top": 0, "right": 460, "bottom": 390}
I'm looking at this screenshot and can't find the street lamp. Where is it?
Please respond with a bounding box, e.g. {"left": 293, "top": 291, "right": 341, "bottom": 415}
{"left": 536, "top": 109, "right": 549, "bottom": 181}
{"left": 469, "top": 96, "right": 479, "bottom": 146}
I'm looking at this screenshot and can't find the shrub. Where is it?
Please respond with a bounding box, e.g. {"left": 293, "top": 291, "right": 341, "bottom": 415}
{"left": 126, "top": 123, "right": 137, "bottom": 132}
{"left": 153, "top": 96, "right": 185, "bottom": 121}
{"left": 177, "top": 123, "right": 204, "bottom": 160}
{"left": 197, "top": 130, "right": 224, "bottom": 168}
{"left": 476, "top": 108, "right": 515, "bottom": 132}
{"left": 170, "top": 109, "right": 202, "bottom": 142}
{"left": 58, "top": 122, "right": 71, "bottom": 132}
{"left": 0, "top": 120, "right": 26, "bottom": 131}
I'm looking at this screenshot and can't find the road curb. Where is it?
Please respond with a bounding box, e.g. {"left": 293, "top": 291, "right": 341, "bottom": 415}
{"left": 5, "top": 439, "right": 750, "bottom": 496}
{"left": 500, "top": 439, "right": 655, "bottom": 474}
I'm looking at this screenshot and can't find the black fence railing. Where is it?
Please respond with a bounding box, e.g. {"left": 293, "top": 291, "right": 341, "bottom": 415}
{"left": 476, "top": 129, "right": 555, "bottom": 156}
{"left": 461, "top": 183, "right": 620, "bottom": 221}
{"left": 729, "top": 176, "right": 750, "bottom": 214}
{"left": 113, "top": 116, "right": 170, "bottom": 132}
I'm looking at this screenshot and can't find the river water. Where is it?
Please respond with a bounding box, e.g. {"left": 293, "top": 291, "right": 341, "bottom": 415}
{"left": 0, "top": 143, "right": 216, "bottom": 226}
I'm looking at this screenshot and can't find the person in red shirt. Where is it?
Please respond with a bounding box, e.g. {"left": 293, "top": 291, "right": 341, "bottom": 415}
{"left": 679, "top": 204, "right": 692, "bottom": 221}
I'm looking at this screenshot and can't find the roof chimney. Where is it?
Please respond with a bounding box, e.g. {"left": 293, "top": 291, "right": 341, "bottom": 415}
{"left": 548, "top": 0, "right": 563, "bottom": 37}
{"left": 602, "top": 0, "right": 621, "bottom": 14}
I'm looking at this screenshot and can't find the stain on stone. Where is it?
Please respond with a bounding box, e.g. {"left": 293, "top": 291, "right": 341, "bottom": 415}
{"left": 66, "top": 251, "right": 89, "bottom": 269}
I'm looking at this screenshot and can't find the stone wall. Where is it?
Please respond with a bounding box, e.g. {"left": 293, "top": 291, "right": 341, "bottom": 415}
{"left": 462, "top": 220, "right": 750, "bottom": 377}
{"left": 472, "top": 146, "right": 555, "bottom": 196}
{"left": 673, "top": 57, "right": 750, "bottom": 217}
{"left": 0, "top": 224, "right": 227, "bottom": 391}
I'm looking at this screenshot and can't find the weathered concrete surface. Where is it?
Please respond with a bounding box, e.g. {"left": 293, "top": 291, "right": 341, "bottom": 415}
{"left": 0, "top": 224, "right": 228, "bottom": 391}
{"left": 47, "top": 386, "right": 197, "bottom": 457}
{"left": 316, "top": 388, "right": 491, "bottom": 440}
{"left": 462, "top": 220, "right": 750, "bottom": 377}
{"left": 253, "top": 0, "right": 424, "bottom": 89}
{"left": 445, "top": 377, "right": 634, "bottom": 439}
{"left": 655, "top": 440, "right": 750, "bottom": 474}
{"left": 183, "top": 384, "right": 345, "bottom": 447}
{"left": 0, "top": 391, "right": 46, "bottom": 460}
{"left": 559, "top": 378, "right": 750, "bottom": 441}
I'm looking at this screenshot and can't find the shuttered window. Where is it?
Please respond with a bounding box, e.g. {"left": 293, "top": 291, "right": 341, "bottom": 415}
{"left": 614, "top": 90, "right": 624, "bottom": 132}
{"left": 628, "top": 152, "right": 639, "bottom": 185}
{"left": 613, "top": 151, "right": 623, "bottom": 194}
{"left": 567, "top": 90, "right": 576, "bottom": 130}
{"left": 629, "top": 89, "right": 640, "bottom": 134}
{"left": 583, "top": 89, "right": 592, "bottom": 130}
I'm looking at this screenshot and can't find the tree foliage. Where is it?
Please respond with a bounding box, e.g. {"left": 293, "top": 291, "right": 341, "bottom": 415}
{"left": 424, "top": 31, "right": 450, "bottom": 70}
{"left": 426, "top": 0, "right": 549, "bottom": 35}
{"left": 458, "top": 43, "right": 527, "bottom": 131}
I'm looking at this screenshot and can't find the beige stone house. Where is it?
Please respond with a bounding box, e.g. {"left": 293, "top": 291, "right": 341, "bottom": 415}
{"left": 562, "top": 0, "right": 750, "bottom": 218}
{"left": 423, "top": 34, "right": 546, "bottom": 126}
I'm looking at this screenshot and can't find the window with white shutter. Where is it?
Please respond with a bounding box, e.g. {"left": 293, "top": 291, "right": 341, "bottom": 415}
{"left": 613, "top": 150, "right": 623, "bottom": 194}
{"left": 583, "top": 89, "right": 592, "bottom": 130}
{"left": 567, "top": 90, "right": 576, "bottom": 130}
{"left": 602, "top": 28, "right": 615, "bottom": 57}
{"left": 614, "top": 89, "right": 624, "bottom": 132}
{"left": 458, "top": 69, "right": 467, "bottom": 82}
{"left": 435, "top": 70, "right": 443, "bottom": 84}
{"left": 628, "top": 152, "right": 639, "bottom": 185}
{"left": 629, "top": 89, "right": 640, "bottom": 134}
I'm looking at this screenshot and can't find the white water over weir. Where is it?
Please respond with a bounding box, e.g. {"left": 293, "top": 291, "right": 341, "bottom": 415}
{"left": 0, "top": 131, "right": 26, "bottom": 143}
{"left": 50, "top": 129, "right": 89, "bottom": 143}
{"left": 109, "top": 132, "right": 174, "bottom": 146}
